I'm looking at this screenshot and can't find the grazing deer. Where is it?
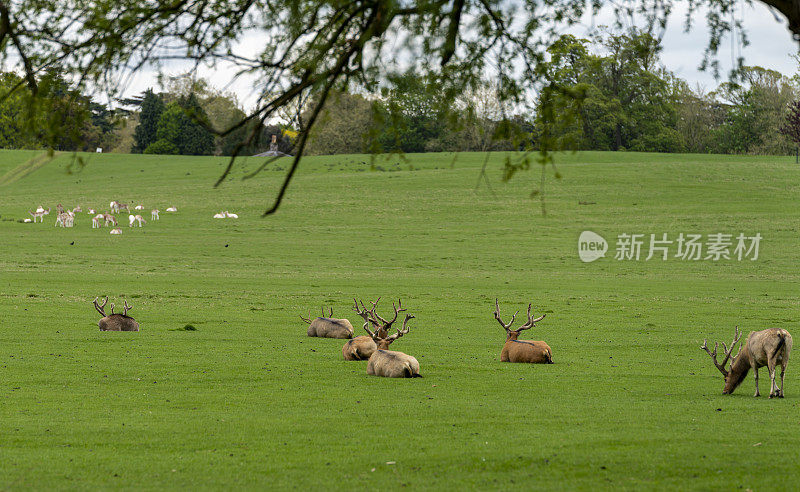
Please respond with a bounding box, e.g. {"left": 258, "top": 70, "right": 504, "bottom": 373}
{"left": 128, "top": 214, "right": 136, "bottom": 227}
{"left": 134, "top": 215, "right": 146, "bottom": 227}
{"left": 93, "top": 296, "right": 139, "bottom": 331}
{"left": 151, "top": 209, "right": 159, "bottom": 220}
{"left": 494, "top": 299, "right": 553, "bottom": 364}
{"left": 56, "top": 203, "right": 64, "bottom": 215}
{"left": 103, "top": 214, "right": 117, "bottom": 227}
{"left": 29, "top": 208, "right": 49, "bottom": 222}
{"left": 110, "top": 201, "right": 119, "bottom": 213}
{"left": 701, "top": 326, "right": 792, "bottom": 397}
{"left": 300, "top": 306, "right": 354, "bottom": 339}
{"left": 110, "top": 228, "right": 122, "bottom": 234}
{"left": 55, "top": 212, "right": 69, "bottom": 227}
{"left": 166, "top": 206, "right": 177, "bottom": 212}
{"left": 92, "top": 213, "right": 104, "bottom": 228}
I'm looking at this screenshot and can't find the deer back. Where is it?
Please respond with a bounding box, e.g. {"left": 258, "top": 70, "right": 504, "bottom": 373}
{"left": 367, "top": 349, "right": 421, "bottom": 378}
{"left": 342, "top": 335, "right": 377, "bottom": 361}
{"left": 501, "top": 339, "right": 553, "bottom": 364}
{"left": 307, "top": 317, "right": 354, "bottom": 339}
{"left": 99, "top": 314, "right": 140, "bottom": 332}
{"left": 743, "top": 328, "right": 792, "bottom": 368}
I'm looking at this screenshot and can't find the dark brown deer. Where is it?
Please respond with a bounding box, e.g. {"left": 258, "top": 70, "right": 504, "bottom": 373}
{"left": 93, "top": 296, "right": 139, "bottom": 332}
{"left": 494, "top": 299, "right": 553, "bottom": 364}
{"left": 701, "top": 326, "right": 792, "bottom": 397}
{"left": 300, "top": 306, "right": 354, "bottom": 339}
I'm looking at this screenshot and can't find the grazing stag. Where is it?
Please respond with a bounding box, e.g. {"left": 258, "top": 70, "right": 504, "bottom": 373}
{"left": 701, "top": 326, "right": 792, "bottom": 397}
{"left": 494, "top": 299, "right": 553, "bottom": 364}
{"left": 93, "top": 296, "right": 139, "bottom": 331}
{"left": 151, "top": 209, "right": 159, "bottom": 220}
{"left": 301, "top": 306, "right": 354, "bottom": 339}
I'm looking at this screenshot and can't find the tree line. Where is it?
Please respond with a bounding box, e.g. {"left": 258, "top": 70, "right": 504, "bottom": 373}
{"left": 0, "top": 31, "right": 797, "bottom": 157}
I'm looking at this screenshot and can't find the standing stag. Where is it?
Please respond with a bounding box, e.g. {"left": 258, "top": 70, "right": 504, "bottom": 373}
{"left": 701, "top": 326, "right": 792, "bottom": 397}
{"left": 494, "top": 299, "right": 553, "bottom": 364}
{"left": 300, "top": 306, "right": 354, "bottom": 339}
{"left": 93, "top": 296, "right": 139, "bottom": 331}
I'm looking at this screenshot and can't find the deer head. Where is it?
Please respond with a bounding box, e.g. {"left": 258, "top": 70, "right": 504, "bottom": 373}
{"left": 352, "top": 297, "right": 406, "bottom": 338}
{"left": 700, "top": 326, "right": 742, "bottom": 394}
{"left": 494, "top": 299, "right": 546, "bottom": 341}
{"left": 361, "top": 314, "right": 414, "bottom": 350}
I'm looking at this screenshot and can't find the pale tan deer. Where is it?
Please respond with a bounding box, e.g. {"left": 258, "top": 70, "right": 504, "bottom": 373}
{"left": 93, "top": 296, "right": 139, "bottom": 331}
{"left": 494, "top": 299, "right": 553, "bottom": 364}
{"left": 701, "top": 326, "right": 792, "bottom": 397}
{"left": 300, "top": 306, "right": 354, "bottom": 339}
{"left": 365, "top": 317, "right": 421, "bottom": 378}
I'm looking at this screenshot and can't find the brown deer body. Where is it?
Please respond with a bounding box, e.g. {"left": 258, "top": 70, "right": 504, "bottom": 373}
{"left": 494, "top": 300, "right": 553, "bottom": 364}
{"left": 342, "top": 336, "right": 377, "bottom": 361}
{"left": 352, "top": 298, "right": 421, "bottom": 377}
{"left": 301, "top": 307, "right": 354, "bottom": 339}
{"left": 702, "top": 327, "right": 792, "bottom": 397}
{"left": 93, "top": 297, "right": 139, "bottom": 332}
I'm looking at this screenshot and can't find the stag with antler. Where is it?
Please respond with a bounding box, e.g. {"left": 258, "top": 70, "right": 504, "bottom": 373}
{"left": 494, "top": 299, "right": 553, "bottom": 364}
{"left": 93, "top": 296, "right": 140, "bottom": 331}
{"left": 701, "top": 326, "right": 792, "bottom": 397}
{"left": 300, "top": 306, "right": 354, "bottom": 339}
{"left": 346, "top": 298, "right": 421, "bottom": 377}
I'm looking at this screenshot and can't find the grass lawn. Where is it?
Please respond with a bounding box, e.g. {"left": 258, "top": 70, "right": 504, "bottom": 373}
{"left": 0, "top": 149, "right": 798, "bottom": 490}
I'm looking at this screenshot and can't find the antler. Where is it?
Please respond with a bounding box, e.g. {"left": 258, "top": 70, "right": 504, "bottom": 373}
{"left": 494, "top": 299, "right": 518, "bottom": 331}
{"left": 386, "top": 314, "right": 414, "bottom": 343}
{"left": 362, "top": 321, "right": 377, "bottom": 339}
{"left": 93, "top": 296, "right": 108, "bottom": 316}
{"left": 353, "top": 297, "right": 388, "bottom": 335}
{"left": 370, "top": 298, "right": 406, "bottom": 328}
{"left": 700, "top": 326, "right": 741, "bottom": 376}
{"left": 110, "top": 303, "right": 116, "bottom": 315}
{"left": 518, "top": 304, "right": 546, "bottom": 331}
{"left": 123, "top": 300, "right": 132, "bottom": 316}
{"left": 321, "top": 306, "right": 333, "bottom": 318}
{"left": 299, "top": 310, "right": 312, "bottom": 324}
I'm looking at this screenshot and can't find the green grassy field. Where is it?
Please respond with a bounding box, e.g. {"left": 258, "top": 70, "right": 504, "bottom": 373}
{"left": 1, "top": 149, "right": 799, "bottom": 490}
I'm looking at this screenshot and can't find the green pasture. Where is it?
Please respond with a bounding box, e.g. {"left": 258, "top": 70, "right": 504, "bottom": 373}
{"left": 0, "top": 149, "right": 798, "bottom": 490}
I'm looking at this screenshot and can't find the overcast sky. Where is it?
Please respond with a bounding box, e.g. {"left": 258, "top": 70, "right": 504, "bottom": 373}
{"left": 117, "top": 2, "right": 798, "bottom": 110}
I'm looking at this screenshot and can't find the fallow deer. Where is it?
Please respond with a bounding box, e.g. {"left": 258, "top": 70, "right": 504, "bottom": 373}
{"left": 166, "top": 206, "right": 177, "bottom": 212}
{"left": 225, "top": 211, "right": 238, "bottom": 218}
{"left": 133, "top": 215, "right": 146, "bottom": 227}
{"left": 92, "top": 214, "right": 104, "bottom": 228}
{"left": 110, "top": 228, "right": 122, "bottom": 234}
{"left": 151, "top": 209, "right": 159, "bottom": 220}
{"left": 134, "top": 205, "right": 144, "bottom": 210}
{"left": 494, "top": 299, "right": 553, "bottom": 364}
{"left": 103, "top": 214, "right": 117, "bottom": 227}
{"left": 28, "top": 208, "right": 49, "bottom": 222}
{"left": 300, "top": 306, "right": 354, "bottom": 339}
{"left": 701, "top": 326, "right": 792, "bottom": 397}
{"left": 93, "top": 296, "right": 139, "bottom": 331}
{"left": 213, "top": 212, "right": 226, "bottom": 219}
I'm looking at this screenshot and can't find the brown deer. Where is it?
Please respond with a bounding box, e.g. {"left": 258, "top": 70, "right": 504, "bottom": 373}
{"left": 494, "top": 299, "right": 553, "bottom": 364}
{"left": 343, "top": 298, "right": 405, "bottom": 360}
{"left": 93, "top": 296, "right": 139, "bottom": 331}
{"left": 701, "top": 326, "right": 792, "bottom": 397}
{"left": 300, "top": 306, "right": 354, "bottom": 339}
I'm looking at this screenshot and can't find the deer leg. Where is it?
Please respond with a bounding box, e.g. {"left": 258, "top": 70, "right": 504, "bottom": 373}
{"left": 767, "top": 358, "right": 778, "bottom": 398}
{"left": 753, "top": 367, "right": 760, "bottom": 397}
{"left": 779, "top": 361, "right": 787, "bottom": 398}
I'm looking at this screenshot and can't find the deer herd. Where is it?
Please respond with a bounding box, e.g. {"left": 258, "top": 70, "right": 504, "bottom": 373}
{"left": 27, "top": 201, "right": 177, "bottom": 233}
{"left": 87, "top": 293, "right": 792, "bottom": 391}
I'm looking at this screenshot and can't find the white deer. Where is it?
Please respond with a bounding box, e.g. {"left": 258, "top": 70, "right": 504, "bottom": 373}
{"left": 110, "top": 228, "right": 122, "bottom": 235}
{"left": 166, "top": 206, "right": 177, "bottom": 212}
{"left": 151, "top": 209, "right": 159, "bottom": 220}
{"left": 134, "top": 205, "right": 144, "bottom": 211}
{"left": 133, "top": 215, "right": 146, "bottom": 227}
{"left": 225, "top": 211, "right": 238, "bottom": 219}
{"left": 92, "top": 214, "right": 104, "bottom": 228}
{"left": 213, "top": 212, "right": 226, "bottom": 219}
